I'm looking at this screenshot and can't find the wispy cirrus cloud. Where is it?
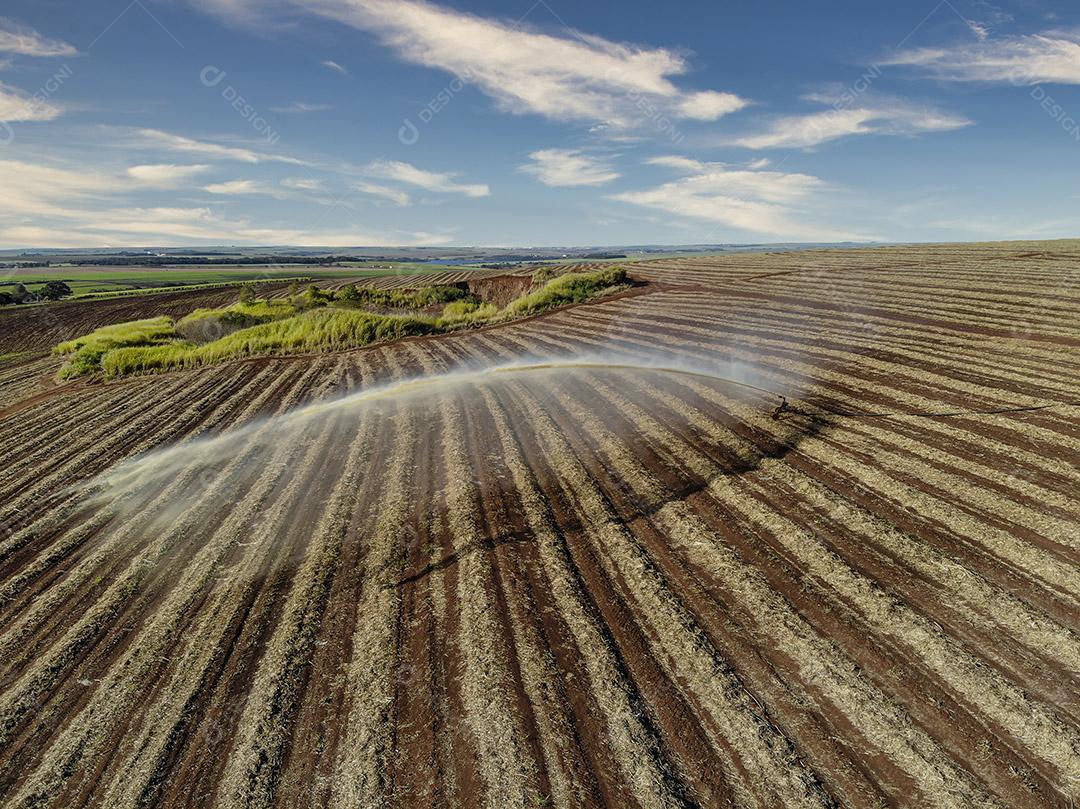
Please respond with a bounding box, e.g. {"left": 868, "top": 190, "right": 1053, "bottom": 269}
{"left": 133, "top": 128, "right": 310, "bottom": 165}
{"left": 127, "top": 164, "right": 211, "bottom": 185}
{"left": 270, "top": 101, "right": 332, "bottom": 114}
{"left": 729, "top": 97, "right": 971, "bottom": 149}
{"left": 354, "top": 180, "right": 411, "bottom": 207}
{"left": 645, "top": 155, "right": 709, "bottom": 173}
{"left": 610, "top": 156, "right": 870, "bottom": 240}
{"left": 0, "top": 223, "right": 452, "bottom": 248}
{"left": 281, "top": 177, "right": 323, "bottom": 191}
{"left": 203, "top": 179, "right": 271, "bottom": 195}
{"left": 204, "top": 178, "right": 324, "bottom": 200}
{"left": 364, "top": 159, "right": 489, "bottom": 197}
{"left": 0, "top": 82, "right": 62, "bottom": 122}
{"left": 199, "top": 0, "right": 749, "bottom": 130}
{"left": 887, "top": 30, "right": 1080, "bottom": 84}
{"left": 0, "top": 158, "right": 447, "bottom": 247}
{"left": 0, "top": 159, "right": 119, "bottom": 219}
{"left": 316, "top": 0, "right": 748, "bottom": 127}
{"left": 0, "top": 19, "right": 78, "bottom": 57}
{"left": 320, "top": 59, "right": 349, "bottom": 76}
{"left": 520, "top": 149, "right": 620, "bottom": 187}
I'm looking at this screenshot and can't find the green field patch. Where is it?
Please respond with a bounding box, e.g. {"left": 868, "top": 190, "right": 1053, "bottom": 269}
{"left": 55, "top": 268, "right": 630, "bottom": 379}
{"left": 1, "top": 265, "right": 460, "bottom": 303}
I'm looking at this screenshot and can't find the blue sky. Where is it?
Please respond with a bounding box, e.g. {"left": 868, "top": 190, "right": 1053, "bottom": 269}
{"left": 0, "top": 0, "right": 1077, "bottom": 247}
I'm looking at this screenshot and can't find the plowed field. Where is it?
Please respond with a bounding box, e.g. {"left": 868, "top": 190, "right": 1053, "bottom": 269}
{"left": 0, "top": 243, "right": 1078, "bottom": 808}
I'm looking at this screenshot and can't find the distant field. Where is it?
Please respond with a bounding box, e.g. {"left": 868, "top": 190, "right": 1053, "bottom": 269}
{"left": 0, "top": 264, "right": 473, "bottom": 297}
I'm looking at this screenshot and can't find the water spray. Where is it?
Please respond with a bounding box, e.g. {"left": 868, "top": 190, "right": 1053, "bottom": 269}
{"left": 85, "top": 357, "right": 1078, "bottom": 499}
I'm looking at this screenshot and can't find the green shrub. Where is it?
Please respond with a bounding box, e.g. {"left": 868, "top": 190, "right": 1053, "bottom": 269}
{"left": 102, "top": 308, "right": 437, "bottom": 376}
{"left": 38, "top": 280, "right": 73, "bottom": 301}
{"left": 502, "top": 267, "right": 628, "bottom": 319}
{"left": 176, "top": 299, "right": 296, "bottom": 342}
{"left": 335, "top": 284, "right": 473, "bottom": 310}
{"left": 437, "top": 300, "right": 499, "bottom": 327}
{"left": 298, "top": 284, "right": 333, "bottom": 309}
{"left": 54, "top": 317, "right": 178, "bottom": 357}
{"left": 55, "top": 316, "right": 179, "bottom": 378}
{"left": 405, "top": 285, "right": 472, "bottom": 307}
{"left": 338, "top": 283, "right": 363, "bottom": 304}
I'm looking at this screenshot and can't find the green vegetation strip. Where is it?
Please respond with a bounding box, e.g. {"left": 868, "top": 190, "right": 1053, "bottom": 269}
{"left": 1, "top": 265, "right": 467, "bottom": 302}
{"left": 1, "top": 267, "right": 430, "bottom": 285}
{"left": 54, "top": 268, "right": 629, "bottom": 379}
{"left": 71, "top": 278, "right": 316, "bottom": 300}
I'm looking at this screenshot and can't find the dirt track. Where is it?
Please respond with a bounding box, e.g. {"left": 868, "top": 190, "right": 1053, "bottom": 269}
{"left": 0, "top": 244, "right": 1078, "bottom": 807}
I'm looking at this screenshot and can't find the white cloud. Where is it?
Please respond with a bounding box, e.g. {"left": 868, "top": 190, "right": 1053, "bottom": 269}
{"left": 0, "top": 19, "right": 78, "bottom": 57}
{"left": 354, "top": 180, "right": 411, "bottom": 206}
{"left": 729, "top": 99, "right": 972, "bottom": 149}
{"left": 282, "top": 0, "right": 748, "bottom": 129}
{"left": 966, "top": 20, "right": 991, "bottom": 42}
{"left": 206, "top": 177, "right": 332, "bottom": 200}
{"left": 612, "top": 158, "right": 869, "bottom": 240}
{"left": 0, "top": 158, "right": 449, "bottom": 247}
{"left": 78, "top": 220, "right": 450, "bottom": 247}
{"left": 203, "top": 179, "right": 269, "bottom": 195}
{"left": 0, "top": 225, "right": 119, "bottom": 248}
{"left": 134, "top": 128, "right": 309, "bottom": 165}
{"left": 270, "top": 101, "right": 332, "bottom": 114}
{"left": 127, "top": 164, "right": 211, "bottom": 185}
{"left": 0, "top": 82, "right": 62, "bottom": 122}
{"left": 520, "top": 149, "right": 620, "bottom": 187}
{"left": 645, "top": 155, "right": 707, "bottom": 173}
{"left": 67, "top": 208, "right": 451, "bottom": 246}
{"left": 281, "top": 177, "right": 323, "bottom": 191}
{"left": 364, "top": 159, "right": 489, "bottom": 197}
{"left": 676, "top": 91, "right": 748, "bottom": 121}
{"left": 320, "top": 59, "right": 349, "bottom": 75}
{"left": 0, "top": 159, "right": 119, "bottom": 219}
{"left": 888, "top": 31, "right": 1080, "bottom": 84}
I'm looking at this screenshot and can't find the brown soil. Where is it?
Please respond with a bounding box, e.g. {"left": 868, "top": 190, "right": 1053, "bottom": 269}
{"left": 0, "top": 243, "right": 1078, "bottom": 808}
